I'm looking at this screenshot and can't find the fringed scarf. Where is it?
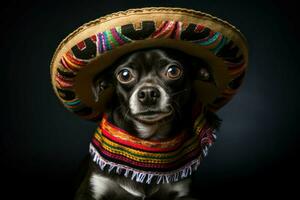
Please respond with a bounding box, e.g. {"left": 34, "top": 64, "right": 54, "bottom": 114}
{"left": 89, "top": 113, "right": 216, "bottom": 184}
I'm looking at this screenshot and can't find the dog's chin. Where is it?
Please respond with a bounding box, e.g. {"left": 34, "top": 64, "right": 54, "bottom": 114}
{"left": 133, "top": 109, "right": 173, "bottom": 125}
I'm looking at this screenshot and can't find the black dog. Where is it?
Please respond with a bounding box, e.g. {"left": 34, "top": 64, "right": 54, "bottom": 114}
{"left": 75, "top": 48, "right": 221, "bottom": 200}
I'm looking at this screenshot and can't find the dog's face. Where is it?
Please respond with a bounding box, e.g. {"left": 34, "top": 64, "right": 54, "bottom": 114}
{"left": 93, "top": 48, "right": 212, "bottom": 139}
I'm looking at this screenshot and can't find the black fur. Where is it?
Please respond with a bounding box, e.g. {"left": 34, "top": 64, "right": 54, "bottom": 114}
{"left": 75, "top": 48, "right": 221, "bottom": 200}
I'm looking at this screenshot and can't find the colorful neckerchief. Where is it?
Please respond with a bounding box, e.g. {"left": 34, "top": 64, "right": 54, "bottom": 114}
{"left": 89, "top": 113, "right": 216, "bottom": 184}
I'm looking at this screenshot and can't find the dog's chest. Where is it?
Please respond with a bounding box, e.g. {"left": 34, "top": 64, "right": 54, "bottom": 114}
{"left": 90, "top": 173, "right": 190, "bottom": 199}
{"left": 119, "top": 182, "right": 160, "bottom": 198}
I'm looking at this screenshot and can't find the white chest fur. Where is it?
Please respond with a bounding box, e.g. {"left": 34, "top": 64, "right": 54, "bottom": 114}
{"left": 90, "top": 173, "right": 116, "bottom": 199}
{"left": 90, "top": 173, "right": 191, "bottom": 199}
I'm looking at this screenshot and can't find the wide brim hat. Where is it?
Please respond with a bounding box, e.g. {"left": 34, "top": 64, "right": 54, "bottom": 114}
{"left": 50, "top": 7, "right": 248, "bottom": 121}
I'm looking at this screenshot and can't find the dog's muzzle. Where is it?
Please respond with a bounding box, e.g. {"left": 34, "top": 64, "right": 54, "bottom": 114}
{"left": 129, "top": 84, "right": 171, "bottom": 118}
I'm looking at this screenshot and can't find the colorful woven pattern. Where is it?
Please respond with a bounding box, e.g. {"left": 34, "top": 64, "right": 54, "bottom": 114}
{"left": 54, "top": 20, "right": 246, "bottom": 120}
{"left": 89, "top": 114, "right": 216, "bottom": 184}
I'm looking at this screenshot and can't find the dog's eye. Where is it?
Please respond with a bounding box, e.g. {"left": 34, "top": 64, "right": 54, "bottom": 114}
{"left": 198, "top": 68, "right": 210, "bottom": 81}
{"left": 166, "top": 65, "right": 182, "bottom": 80}
{"left": 117, "top": 69, "right": 135, "bottom": 84}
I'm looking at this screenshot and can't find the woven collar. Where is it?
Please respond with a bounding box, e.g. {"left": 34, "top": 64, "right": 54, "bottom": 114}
{"left": 89, "top": 114, "right": 216, "bottom": 184}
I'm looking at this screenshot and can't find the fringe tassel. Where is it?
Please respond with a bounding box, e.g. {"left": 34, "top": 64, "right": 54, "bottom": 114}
{"left": 89, "top": 143, "right": 206, "bottom": 184}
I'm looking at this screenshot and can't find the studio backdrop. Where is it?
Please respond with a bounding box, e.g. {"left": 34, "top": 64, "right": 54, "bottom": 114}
{"left": 2, "top": 0, "right": 299, "bottom": 199}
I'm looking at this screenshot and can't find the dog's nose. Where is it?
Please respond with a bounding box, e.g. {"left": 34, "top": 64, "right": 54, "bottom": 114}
{"left": 137, "top": 86, "right": 160, "bottom": 105}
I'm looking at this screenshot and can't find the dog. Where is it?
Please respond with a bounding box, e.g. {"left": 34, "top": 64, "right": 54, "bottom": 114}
{"left": 75, "top": 48, "right": 221, "bottom": 200}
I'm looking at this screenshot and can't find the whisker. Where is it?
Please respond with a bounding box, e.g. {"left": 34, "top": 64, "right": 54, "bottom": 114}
{"left": 124, "top": 107, "right": 130, "bottom": 120}
{"left": 115, "top": 105, "right": 122, "bottom": 111}
{"left": 171, "top": 88, "right": 190, "bottom": 97}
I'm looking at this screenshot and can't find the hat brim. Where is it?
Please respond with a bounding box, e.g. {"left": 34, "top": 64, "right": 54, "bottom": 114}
{"left": 50, "top": 7, "right": 248, "bottom": 121}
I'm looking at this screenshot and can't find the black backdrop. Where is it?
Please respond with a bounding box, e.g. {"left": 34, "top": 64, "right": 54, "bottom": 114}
{"left": 2, "top": 0, "right": 300, "bottom": 199}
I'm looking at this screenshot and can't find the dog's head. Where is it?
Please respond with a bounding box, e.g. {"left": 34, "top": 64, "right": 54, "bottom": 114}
{"left": 92, "top": 48, "right": 213, "bottom": 139}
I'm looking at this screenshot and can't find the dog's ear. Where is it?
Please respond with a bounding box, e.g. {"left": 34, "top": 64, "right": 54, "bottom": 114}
{"left": 92, "top": 69, "right": 114, "bottom": 102}
{"left": 205, "top": 110, "right": 222, "bottom": 130}
{"left": 190, "top": 58, "right": 215, "bottom": 83}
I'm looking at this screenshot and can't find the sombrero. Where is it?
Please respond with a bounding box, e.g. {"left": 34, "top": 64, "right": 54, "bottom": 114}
{"left": 50, "top": 7, "right": 248, "bottom": 121}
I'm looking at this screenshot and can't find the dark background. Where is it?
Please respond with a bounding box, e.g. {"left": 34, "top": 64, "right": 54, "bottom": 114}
{"left": 1, "top": 0, "right": 299, "bottom": 199}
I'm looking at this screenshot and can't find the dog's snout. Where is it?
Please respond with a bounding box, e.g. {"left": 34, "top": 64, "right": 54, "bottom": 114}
{"left": 137, "top": 86, "right": 160, "bottom": 105}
